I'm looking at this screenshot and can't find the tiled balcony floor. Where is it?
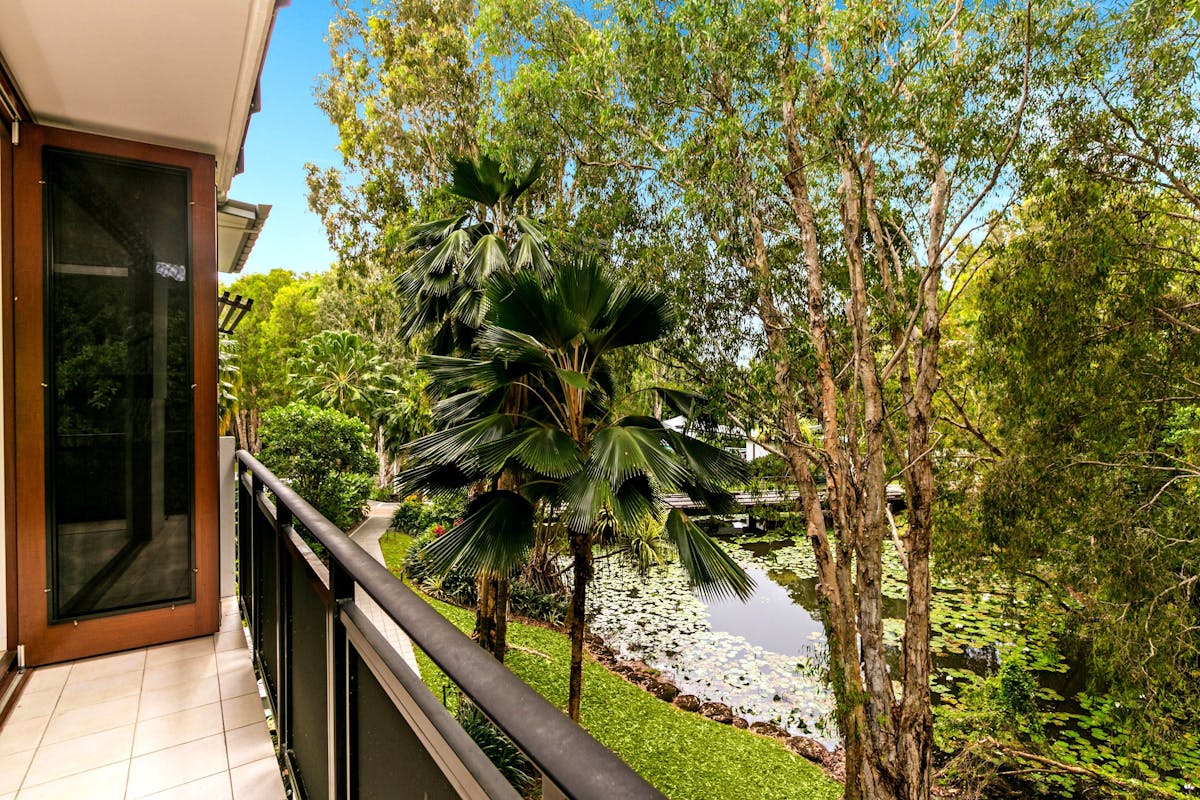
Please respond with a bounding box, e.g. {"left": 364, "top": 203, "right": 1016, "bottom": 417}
{"left": 0, "top": 597, "right": 287, "bottom": 799}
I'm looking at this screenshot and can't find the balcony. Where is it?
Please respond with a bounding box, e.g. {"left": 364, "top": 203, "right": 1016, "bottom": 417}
{"left": 0, "top": 597, "right": 286, "bottom": 799}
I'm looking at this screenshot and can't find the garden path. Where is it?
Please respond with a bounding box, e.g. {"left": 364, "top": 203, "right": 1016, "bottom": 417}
{"left": 348, "top": 502, "right": 420, "bottom": 674}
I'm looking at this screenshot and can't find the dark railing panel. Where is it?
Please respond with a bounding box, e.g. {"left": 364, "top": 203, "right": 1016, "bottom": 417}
{"left": 234, "top": 450, "right": 664, "bottom": 800}
{"left": 343, "top": 604, "right": 518, "bottom": 800}
{"left": 287, "top": 540, "right": 330, "bottom": 800}
{"left": 352, "top": 649, "right": 462, "bottom": 800}
{"left": 255, "top": 491, "right": 280, "bottom": 700}
{"left": 237, "top": 472, "right": 256, "bottom": 642}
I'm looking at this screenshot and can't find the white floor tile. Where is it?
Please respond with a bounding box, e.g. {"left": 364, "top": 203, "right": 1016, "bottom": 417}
{"left": 22, "top": 724, "right": 133, "bottom": 788}
{"left": 55, "top": 670, "right": 143, "bottom": 712}
{"left": 0, "top": 714, "right": 49, "bottom": 757}
{"left": 140, "top": 771, "right": 233, "bottom": 800}
{"left": 214, "top": 630, "right": 246, "bottom": 653}
{"left": 125, "top": 733, "right": 228, "bottom": 799}
{"left": 229, "top": 756, "right": 286, "bottom": 800}
{"left": 41, "top": 695, "right": 138, "bottom": 745}
{"left": 67, "top": 651, "right": 145, "bottom": 684}
{"left": 217, "top": 667, "right": 258, "bottom": 699}
{"left": 221, "top": 693, "right": 265, "bottom": 730}
{"left": 145, "top": 638, "right": 214, "bottom": 669}
{"left": 7, "top": 690, "right": 59, "bottom": 723}
{"left": 132, "top": 702, "right": 224, "bottom": 757}
{"left": 137, "top": 675, "right": 221, "bottom": 721}
{"left": 14, "top": 760, "right": 127, "bottom": 800}
{"left": 21, "top": 665, "right": 70, "bottom": 694}
{"left": 224, "top": 723, "right": 275, "bottom": 769}
{"left": 141, "top": 653, "right": 218, "bottom": 692}
{"left": 0, "top": 749, "right": 35, "bottom": 794}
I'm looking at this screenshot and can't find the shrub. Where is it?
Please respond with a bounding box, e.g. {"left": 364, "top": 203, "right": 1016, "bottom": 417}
{"left": 403, "top": 529, "right": 478, "bottom": 606}
{"left": 455, "top": 702, "right": 536, "bottom": 795}
{"left": 508, "top": 582, "right": 567, "bottom": 625}
{"left": 390, "top": 494, "right": 467, "bottom": 535}
{"left": 258, "top": 402, "right": 375, "bottom": 530}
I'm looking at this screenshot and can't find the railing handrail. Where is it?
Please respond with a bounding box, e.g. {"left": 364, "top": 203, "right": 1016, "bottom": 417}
{"left": 237, "top": 449, "right": 664, "bottom": 800}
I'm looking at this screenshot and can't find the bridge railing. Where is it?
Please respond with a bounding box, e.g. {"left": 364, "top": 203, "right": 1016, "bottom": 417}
{"left": 236, "top": 449, "right": 663, "bottom": 800}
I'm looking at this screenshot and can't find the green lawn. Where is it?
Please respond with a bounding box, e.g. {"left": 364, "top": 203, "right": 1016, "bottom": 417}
{"left": 378, "top": 532, "right": 841, "bottom": 800}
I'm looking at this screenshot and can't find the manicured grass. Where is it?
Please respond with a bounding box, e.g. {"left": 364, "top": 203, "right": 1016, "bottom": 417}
{"left": 379, "top": 532, "right": 841, "bottom": 800}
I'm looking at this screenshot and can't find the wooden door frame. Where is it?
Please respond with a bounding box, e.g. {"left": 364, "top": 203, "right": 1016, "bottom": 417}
{"left": 12, "top": 124, "right": 219, "bottom": 665}
{"left": 1, "top": 108, "right": 15, "bottom": 654}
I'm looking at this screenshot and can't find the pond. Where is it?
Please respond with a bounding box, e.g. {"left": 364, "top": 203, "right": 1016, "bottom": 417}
{"left": 586, "top": 524, "right": 1086, "bottom": 746}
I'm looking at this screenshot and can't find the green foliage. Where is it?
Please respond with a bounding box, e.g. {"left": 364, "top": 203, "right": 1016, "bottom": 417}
{"left": 454, "top": 702, "right": 537, "bottom": 796}
{"left": 289, "top": 330, "right": 384, "bottom": 422}
{"left": 402, "top": 528, "right": 479, "bottom": 607}
{"left": 402, "top": 527, "right": 567, "bottom": 624}
{"left": 383, "top": 535, "right": 839, "bottom": 800}
{"left": 222, "top": 269, "right": 324, "bottom": 448}
{"left": 257, "top": 402, "right": 375, "bottom": 530}
{"left": 217, "top": 334, "right": 241, "bottom": 435}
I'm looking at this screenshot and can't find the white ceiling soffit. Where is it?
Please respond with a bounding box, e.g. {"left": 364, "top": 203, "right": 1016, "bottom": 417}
{"left": 0, "top": 0, "right": 279, "bottom": 192}
{"left": 218, "top": 200, "right": 272, "bottom": 274}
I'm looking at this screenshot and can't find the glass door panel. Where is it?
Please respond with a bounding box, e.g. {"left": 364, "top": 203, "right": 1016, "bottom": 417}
{"left": 44, "top": 148, "right": 194, "bottom": 621}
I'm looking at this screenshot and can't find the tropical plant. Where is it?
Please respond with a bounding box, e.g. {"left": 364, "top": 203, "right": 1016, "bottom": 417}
{"left": 397, "top": 257, "right": 753, "bottom": 720}
{"left": 397, "top": 153, "right": 550, "bottom": 354}
{"left": 288, "top": 330, "right": 384, "bottom": 421}
{"left": 218, "top": 334, "right": 241, "bottom": 436}
{"left": 258, "top": 402, "right": 376, "bottom": 531}
{"left": 397, "top": 152, "right": 555, "bottom": 661}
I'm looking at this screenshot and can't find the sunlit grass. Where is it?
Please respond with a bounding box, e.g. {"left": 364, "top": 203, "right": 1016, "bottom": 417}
{"left": 380, "top": 532, "right": 841, "bottom": 800}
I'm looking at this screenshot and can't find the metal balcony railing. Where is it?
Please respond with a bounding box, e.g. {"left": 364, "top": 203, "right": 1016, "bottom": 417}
{"left": 236, "top": 450, "right": 663, "bottom": 800}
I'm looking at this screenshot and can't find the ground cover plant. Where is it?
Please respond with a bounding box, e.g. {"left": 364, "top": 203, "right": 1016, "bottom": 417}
{"left": 379, "top": 532, "right": 840, "bottom": 800}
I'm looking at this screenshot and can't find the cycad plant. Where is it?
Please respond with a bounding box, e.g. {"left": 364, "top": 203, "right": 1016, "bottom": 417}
{"left": 397, "top": 258, "right": 753, "bottom": 721}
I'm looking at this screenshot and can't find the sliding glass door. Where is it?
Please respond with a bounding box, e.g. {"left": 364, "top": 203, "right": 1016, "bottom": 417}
{"left": 44, "top": 148, "right": 195, "bottom": 621}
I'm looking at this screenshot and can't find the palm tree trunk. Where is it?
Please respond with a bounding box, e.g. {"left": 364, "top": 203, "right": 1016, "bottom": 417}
{"left": 566, "top": 529, "right": 592, "bottom": 721}
{"left": 493, "top": 575, "right": 509, "bottom": 662}
{"left": 474, "top": 573, "right": 497, "bottom": 656}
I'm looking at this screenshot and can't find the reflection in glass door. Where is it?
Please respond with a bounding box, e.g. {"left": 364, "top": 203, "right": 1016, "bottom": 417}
{"left": 44, "top": 148, "right": 194, "bottom": 621}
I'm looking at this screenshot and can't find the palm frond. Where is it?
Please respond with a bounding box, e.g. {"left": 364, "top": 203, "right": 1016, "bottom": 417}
{"left": 665, "top": 430, "right": 750, "bottom": 489}
{"left": 654, "top": 387, "right": 706, "bottom": 419}
{"left": 449, "top": 156, "right": 504, "bottom": 207}
{"left": 421, "top": 491, "right": 535, "bottom": 576}
{"left": 507, "top": 158, "right": 546, "bottom": 201}
{"left": 663, "top": 509, "right": 754, "bottom": 601}
{"left": 463, "top": 234, "right": 510, "bottom": 288}
{"left": 590, "top": 283, "right": 674, "bottom": 352}
{"left": 405, "top": 214, "right": 469, "bottom": 251}
{"left": 393, "top": 462, "right": 475, "bottom": 499}
{"left": 587, "top": 425, "right": 690, "bottom": 488}
{"left": 510, "top": 426, "right": 583, "bottom": 478}
{"left": 403, "top": 414, "right": 514, "bottom": 467}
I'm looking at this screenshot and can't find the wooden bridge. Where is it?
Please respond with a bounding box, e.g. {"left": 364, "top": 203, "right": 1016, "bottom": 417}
{"left": 662, "top": 484, "right": 906, "bottom": 521}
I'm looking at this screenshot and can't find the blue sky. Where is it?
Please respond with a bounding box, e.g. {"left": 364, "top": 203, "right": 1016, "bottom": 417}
{"left": 224, "top": 2, "right": 342, "bottom": 280}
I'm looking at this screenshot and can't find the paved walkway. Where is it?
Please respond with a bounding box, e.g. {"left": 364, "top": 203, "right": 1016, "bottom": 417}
{"left": 348, "top": 502, "right": 420, "bottom": 674}
{"left": 0, "top": 597, "right": 285, "bottom": 800}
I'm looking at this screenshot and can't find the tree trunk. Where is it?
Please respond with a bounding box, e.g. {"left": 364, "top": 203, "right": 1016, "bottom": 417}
{"left": 493, "top": 574, "right": 509, "bottom": 662}
{"left": 565, "top": 529, "right": 592, "bottom": 721}
{"left": 474, "top": 572, "right": 498, "bottom": 658}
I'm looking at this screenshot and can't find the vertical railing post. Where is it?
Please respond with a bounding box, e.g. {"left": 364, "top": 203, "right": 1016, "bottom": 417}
{"left": 274, "top": 498, "right": 293, "bottom": 761}
{"left": 250, "top": 470, "right": 265, "bottom": 657}
{"left": 236, "top": 458, "right": 249, "bottom": 623}
{"left": 328, "top": 557, "right": 354, "bottom": 800}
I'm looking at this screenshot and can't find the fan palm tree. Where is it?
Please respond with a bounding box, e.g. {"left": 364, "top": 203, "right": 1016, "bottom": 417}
{"left": 397, "top": 153, "right": 550, "bottom": 355}
{"left": 398, "top": 153, "right": 552, "bottom": 659}
{"left": 288, "top": 330, "right": 384, "bottom": 421}
{"left": 397, "top": 257, "right": 753, "bottom": 721}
